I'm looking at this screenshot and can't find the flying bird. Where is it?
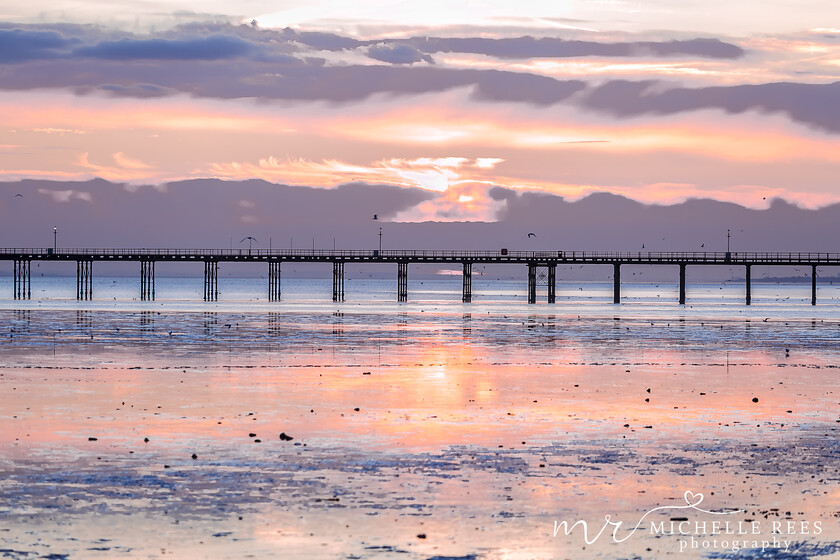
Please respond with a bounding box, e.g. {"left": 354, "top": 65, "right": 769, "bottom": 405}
{"left": 527, "top": 232, "right": 536, "bottom": 238}
{"left": 14, "top": 193, "right": 22, "bottom": 198}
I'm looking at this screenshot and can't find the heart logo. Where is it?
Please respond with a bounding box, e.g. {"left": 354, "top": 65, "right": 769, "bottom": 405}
{"left": 684, "top": 491, "right": 703, "bottom": 506}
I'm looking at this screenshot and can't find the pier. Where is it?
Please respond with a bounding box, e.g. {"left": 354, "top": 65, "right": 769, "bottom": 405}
{"left": 2, "top": 248, "right": 839, "bottom": 304}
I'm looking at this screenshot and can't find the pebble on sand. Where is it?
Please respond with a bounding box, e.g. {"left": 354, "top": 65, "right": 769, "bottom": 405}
{"left": 752, "top": 397, "right": 759, "bottom": 403}
{"left": 191, "top": 453, "right": 198, "bottom": 459}
{"left": 279, "top": 432, "right": 294, "bottom": 441}
{"left": 88, "top": 437, "right": 98, "bottom": 441}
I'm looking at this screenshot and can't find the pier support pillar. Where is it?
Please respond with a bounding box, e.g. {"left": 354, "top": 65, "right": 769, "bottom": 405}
{"left": 332, "top": 261, "right": 345, "bottom": 302}
{"left": 613, "top": 263, "right": 621, "bottom": 304}
{"left": 268, "top": 261, "right": 281, "bottom": 301}
{"left": 679, "top": 263, "right": 686, "bottom": 305}
{"left": 203, "top": 260, "right": 218, "bottom": 301}
{"left": 745, "top": 264, "right": 751, "bottom": 305}
{"left": 13, "top": 259, "right": 31, "bottom": 300}
{"left": 462, "top": 262, "right": 472, "bottom": 303}
{"left": 140, "top": 260, "right": 155, "bottom": 301}
{"left": 397, "top": 261, "right": 408, "bottom": 302}
{"left": 812, "top": 264, "right": 817, "bottom": 306}
{"left": 547, "top": 264, "right": 556, "bottom": 303}
{"left": 76, "top": 259, "right": 93, "bottom": 300}
{"left": 527, "top": 263, "right": 537, "bottom": 304}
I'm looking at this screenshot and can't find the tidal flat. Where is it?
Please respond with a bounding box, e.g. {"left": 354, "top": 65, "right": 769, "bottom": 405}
{"left": 1, "top": 306, "right": 839, "bottom": 559}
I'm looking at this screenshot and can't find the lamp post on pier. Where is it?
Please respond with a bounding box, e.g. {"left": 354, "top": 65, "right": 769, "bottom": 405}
{"left": 726, "top": 229, "right": 731, "bottom": 261}
{"left": 53, "top": 227, "right": 57, "bottom": 252}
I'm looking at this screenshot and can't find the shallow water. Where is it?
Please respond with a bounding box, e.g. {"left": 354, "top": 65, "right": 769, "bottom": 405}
{"left": 0, "top": 278, "right": 839, "bottom": 559}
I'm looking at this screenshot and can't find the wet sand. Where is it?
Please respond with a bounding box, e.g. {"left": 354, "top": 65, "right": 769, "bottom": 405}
{"left": 1, "top": 310, "right": 839, "bottom": 559}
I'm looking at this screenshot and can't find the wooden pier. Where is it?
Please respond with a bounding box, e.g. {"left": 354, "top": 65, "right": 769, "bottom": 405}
{"left": 2, "top": 248, "right": 839, "bottom": 304}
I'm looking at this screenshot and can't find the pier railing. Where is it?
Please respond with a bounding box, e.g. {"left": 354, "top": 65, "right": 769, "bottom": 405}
{"left": 2, "top": 248, "right": 840, "bottom": 263}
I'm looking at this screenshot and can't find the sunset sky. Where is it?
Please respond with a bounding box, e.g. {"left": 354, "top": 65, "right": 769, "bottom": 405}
{"left": 1, "top": 1, "right": 839, "bottom": 222}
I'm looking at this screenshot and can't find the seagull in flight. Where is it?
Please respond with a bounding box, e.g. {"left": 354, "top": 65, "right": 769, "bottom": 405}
{"left": 14, "top": 193, "right": 22, "bottom": 198}
{"left": 527, "top": 232, "right": 536, "bottom": 238}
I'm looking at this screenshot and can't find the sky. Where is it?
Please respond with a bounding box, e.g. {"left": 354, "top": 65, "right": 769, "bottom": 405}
{"left": 1, "top": 0, "right": 840, "bottom": 224}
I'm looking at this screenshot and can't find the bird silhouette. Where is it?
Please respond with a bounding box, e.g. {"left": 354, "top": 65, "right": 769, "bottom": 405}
{"left": 527, "top": 232, "right": 536, "bottom": 238}
{"left": 14, "top": 193, "right": 22, "bottom": 198}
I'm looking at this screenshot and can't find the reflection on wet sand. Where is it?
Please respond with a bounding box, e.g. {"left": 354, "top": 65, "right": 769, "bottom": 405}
{"left": 0, "top": 309, "right": 838, "bottom": 559}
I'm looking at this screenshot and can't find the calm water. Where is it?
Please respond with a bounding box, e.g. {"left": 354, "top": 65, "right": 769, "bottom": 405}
{"left": 2, "top": 275, "right": 839, "bottom": 316}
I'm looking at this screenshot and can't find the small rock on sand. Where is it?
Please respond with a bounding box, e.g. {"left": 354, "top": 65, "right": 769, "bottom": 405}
{"left": 279, "top": 432, "right": 294, "bottom": 441}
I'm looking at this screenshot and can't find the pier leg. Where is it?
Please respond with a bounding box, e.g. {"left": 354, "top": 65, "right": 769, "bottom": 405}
{"left": 812, "top": 264, "right": 817, "bottom": 306}
{"left": 204, "top": 260, "right": 218, "bottom": 301}
{"left": 547, "top": 264, "right": 556, "bottom": 303}
{"left": 462, "top": 262, "right": 472, "bottom": 303}
{"left": 745, "top": 264, "right": 751, "bottom": 305}
{"left": 13, "top": 259, "right": 31, "bottom": 300}
{"left": 268, "top": 261, "right": 281, "bottom": 301}
{"left": 332, "top": 262, "right": 345, "bottom": 302}
{"left": 679, "top": 263, "right": 686, "bottom": 305}
{"left": 613, "top": 263, "right": 621, "bottom": 304}
{"left": 527, "top": 263, "right": 536, "bottom": 304}
{"left": 13, "top": 259, "right": 30, "bottom": 300}
{"left": 140, "top": 260, "right": 155, "bottom": 301}
{"left": 397, "top": 262, "right": 408, "bottom": 302}
{"left": 76, "top": 260, "right": 92, "bottom": 300}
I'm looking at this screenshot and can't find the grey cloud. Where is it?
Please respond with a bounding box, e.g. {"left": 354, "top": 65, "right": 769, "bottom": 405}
{"left": 367, "top": 44, "right": 434, "bottom": 65}
{"left": 0, "top": 21, "right": 836, "bottom": 135}
{"left": 400, "top": 36, "right": 744, "bottom": 59}
{"left": 286, "top": 29, "right": 363, "bottom": 52}
{"left": 471, "top": 70, "right": 585, "bottom": 104}
{"left": 96, "top": 83, "right": 175, "bottom": 97}
{"left": 0, "top": 56, "right": 585, "bottom": 104}
{"left": 581, "top": 80, "right": 840, "bottom": 133}
{"left": 74, "top": 34, "right": 254, "bottom": 60}
{"left": 277, "top": 26, "right": 744, "bottom": 60}
{"left": 0, "top": 28, "right": 75, "bottom": 63}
